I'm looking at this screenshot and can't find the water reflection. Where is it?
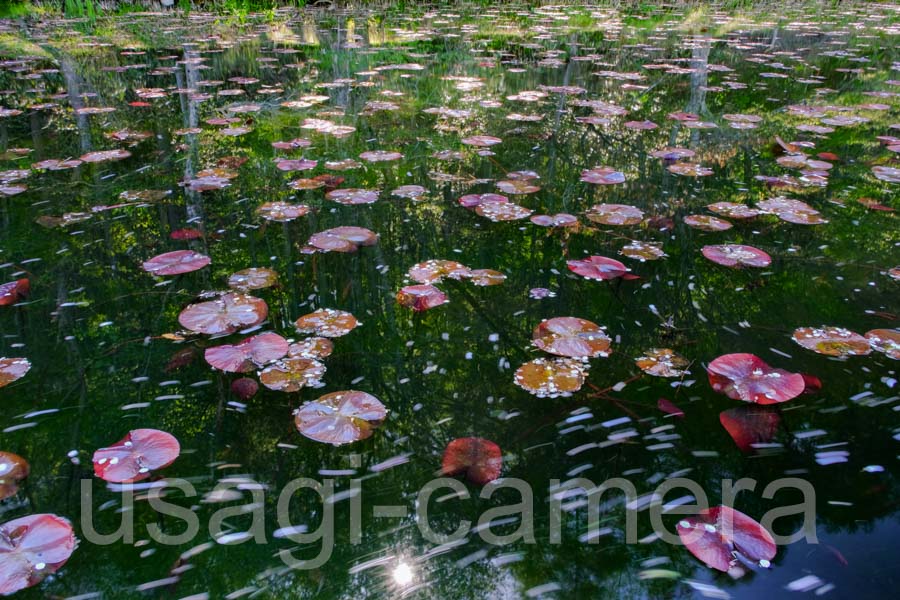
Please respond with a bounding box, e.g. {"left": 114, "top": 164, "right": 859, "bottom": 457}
{"left": 0, "top": 2, "right": 898, "bottom": 599}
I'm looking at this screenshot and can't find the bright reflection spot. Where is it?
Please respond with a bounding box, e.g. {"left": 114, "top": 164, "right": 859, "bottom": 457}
{"left": 392, "top": 562, "right": 414, "bottom": 586}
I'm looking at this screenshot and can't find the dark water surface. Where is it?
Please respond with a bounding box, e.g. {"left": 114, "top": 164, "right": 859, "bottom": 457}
{"left": 0, "top": 3, "right": 899, "bottom": 599}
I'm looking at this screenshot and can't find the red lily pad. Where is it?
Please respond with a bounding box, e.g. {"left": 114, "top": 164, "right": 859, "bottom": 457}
{"left": 658, "top": 397, "right": 685, "bottom": 418}
{"left": 231, "top": 377, "right": 259, "bottom": 401}
{"left": 865, "top": 329, "right": 900, "bottom": 359}
{"left": 676, "top": 506, "right": 776, "bottom": 574}
{"left": 92, "top": 428, "right": 180, "bottom": 483}
{"left": 308, "top": 226, "right": 378, "bottom": 253}
{"left": 0, "top": 451, "right": 29, "bottom": 500}
{"left": 295, "top": 308, "right": 359, "bottom": 337}
{"left": 684, "top": 214, "right": 733, "bottom": 231}
{"left": 757, "top": 197, "right": 827, "bottom": 225}
{"left": 259, "top": 357, "right": 326, "bottom": 392}
{"left": 142, "top": 250, "right": 210, "bottom": 276}
{"left": 586, "top": 204, "right": 644, "bottom": 226}
{"left": 293, "top": 390, "right": 387, "bottom": 445}
{"left": 204, "top": 332, "right": 289, "bottom": 372}
{"left": 178, "top": 293, "right": 268, "bottom": 335}
{"left": 792, "top": 326, "right": 872, "bottom": 357}
{"left": 441, "top": 437, "right": 502, "bottom": 485}
{"left": 170, "top": 228, "right": 203, "bottom": 240}
{"left": 0, "top": 278, "right": 29, "bottom": 306}
{"left": 0, "top": 513, "right": 76, "bottom": 595}
{"left": 514, "top": 357, "right": 587, "bottom": 397}
{"left": 532, "top": 317, "right": 611, "bottom": 359}
{"left": 80, "top": 149, "right": 131, "bottom": 163}
{"left": 227, "top": 267, "right": 278, "bottom": 292}
{"left": 720, "top": 406, "right": 781, "bottom": 452}
{"left": 702, "top": 245, "right": 771, "bottom": 268}
{"left": 397, "top": 285, "right": 449, "bottom": 311}
{"left": 496, "top": 180, "right": 540, "bottom": 194}
{"left": 567, "top": 256, "right": 629, "bottom": 281}
{"left": 707, "top": 353, "right": 805, "bottom": 404}
{"left": 0, "top": 357, "right": 31, "bottom": 388}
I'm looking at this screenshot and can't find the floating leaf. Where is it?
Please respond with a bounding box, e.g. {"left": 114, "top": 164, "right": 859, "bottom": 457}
{"left": 391, "top": 185, "right": 427, "bottom": 200}
{"left": 396, "top": 285, "right": 449, "bottom": 311}
{"left": 586, "top": 204, "right": 644, "bottom": 226}
{"left": 205, "top": 332, "right": 289, "bottom": 372}
{"left": 636, "top": 348, "right": 689, "bottom": 377}
{"left": 466, "top": 269, "right": 506, "bottom": 286}
{"left": 532, "top": 317, "right": 611, "bottom": 359}
{"left": 293, "top": 390, "right": 387, "bottom": 445}
{"left": 227, "top": 267, "right": 278, "bottom": 292}
{"left": 496, "top": 179, "right": 540, "bottom": 194}
{"left": 142, "top": 250, "right": 210, "bottom": 276}
{"left": 0, "top": 451, "right": 29, "bottom": 500}
{"left": 792, "top": 326, "right": 872, "bottom": 357}
{"left": 707, "top": 353, "right": 805, "bottom": 404}
{"left": 178, "top": 293, "right": 268, "bottom": 335}
{"left": 567, "top": 256, "right": 629, "bottom": 280}
{"left": 475, "top": 201, "right": 533, "bottom": 221}
{"left": 581, "top": 166, "right": 626, "bottom": 185}
{"left": 308, "top": 226, "right": 378, "bottom": 253}
{"left": 0, "top": 279, "right": 29, "bottom": 306}
{"left": 462, "top": 135, "right": 502, "bottom": 147}
{"left": 288, "top": 337, "right": 334, "bottom": 360}
{"left": 0, "top": 357, "right": 31, "bottom": 388}
{"left": 295, "top": 308, "right": 359, "bottom": 337}
{"left": 441, "top": 438, "right": 502, "bottom": 485}
{"left": 757, "top": 197, "right": 827, "bottom": 225}
{"left": 514, "top": 357, "right": 587, "bottom": 397}
{"left": 359, "top": 150, "right": 403, "bottom": 162}
{"left": 865, "top": 329, "right": 900, "bottom": 359}
{"left": 706, "top": 202, "right": 760, "bottom": 219}
{"left": 658, "top": 397, "right": 685, "bottom": 418}
{"left": 231, "top": 377, "right": 259, "bottom": 401}
{"left": 93, "top": 429, "right": 180, "bottom": 483}
{"left": 530, "top": 213, "right": 578, "bottom": 228}
{"left": 702, "top": 244, "right": 771, "bottom": 268}
{"left": 408, "top": 260, "right": 471, "bottom": 284}
{"left": 459, "top": 193, "right": 507, "bottom": 208}
{"left": 259, "top": 357, "right": 326, "bottom": 392}
{"left": 720, "top": 406, "right": 781, "bottom": 452}
{"left": 684, "top": 214, "right": 733, "bottom": 231}
{"left": 326, "top": 188, "right": 379, "bottom": 205}
{"left": 620, "top": 240, "right": 666, "bottom": 261}
{"left": 677, "top": 506, "right": 776, "bottom": 574}
{"left": 0, "top": 514, "right": 76, "bottom": 595}
{"left": 256, "top": 202, "right": 311, "bottom": 222}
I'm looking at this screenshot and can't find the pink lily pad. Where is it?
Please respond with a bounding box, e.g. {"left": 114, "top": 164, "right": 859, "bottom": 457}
{"left": 178, "top": 293, "right": 268, "bottom": 335}
{"left": 702, "top": 244, "right": 771, "bottom": 268}
{"left": 92, "top": 428, "right": 180, "bottom": 483}
{"left": 707, "top": 353, "right": 805, "bottom": 404}
{"left": 294, "top": 390, "right": 387, "bottom": 445}
{"left": 567, "top": 256, "right": 629, "bottom": 281}
{"left": 142, "top": 250, "right": 210, "bottom": 276}
{"left": 677, "top": 506, "right": 776, "bottom": 574}
{"left": 532, "top": 317, "right": 611, "bottom": 358}
{"left": 0, "top": 514, "right": 76, "bottom": 595}
{"left": 204, "top": 332, "right": 289, "bottom": 372}
{"left": 396, "top": 285, "right": 449, "bottom": 311}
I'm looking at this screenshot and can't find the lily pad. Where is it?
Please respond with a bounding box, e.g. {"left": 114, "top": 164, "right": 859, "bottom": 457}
{"left": 567, "top": 256, "right": 629, "bottom": 280}
{"left": 514, "top": 357, "right": 587, "bottom": 397}
{"left": 293, "top": 390, "right": 387, "bottom": 445}
{"left": 441, "top": 437, "right": 502, "bottom": 485}
{"left": 532, "top": 317, "right": 611, "bottom": 359}
{"left": 0, "top": 514, "right": 76, "bottom": 595}
{"left": 676, "top": 506, "right": 776, "bottom": 574}
{"left": 178, "top": 293, "right": 268, "bottom": 335}
{"left": 259, "top": 357, "right": 326, "bottom": 392}
{"left": 635, "top": 348, "right": 689, "bottom": 377}
{"left": 92, "top": 428, "right": 180, "bottom": 483}
{"left": 142, "top": 250, "right": 210, "bottom": 276}
{"left": 707, "top": 353, "right": 805, "bottom": 404}
{"left": 396, "top": 285, "right": 449, "bottom": 311}
{"left": 792, "top": 326, "right": 872, "bottom": 357}
{"left": 205, "top": 332, "right": 289, "bottom": 372}
{"left": 702, "top": 244, "right": 771, "bottom": 268}
{"left": 295, "top": 308, "right": 359, "bottom": 337}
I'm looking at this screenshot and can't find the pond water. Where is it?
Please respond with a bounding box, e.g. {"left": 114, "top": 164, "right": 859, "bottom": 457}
{"left": 0, "top": 3, "right": 898, "bottom": 599}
